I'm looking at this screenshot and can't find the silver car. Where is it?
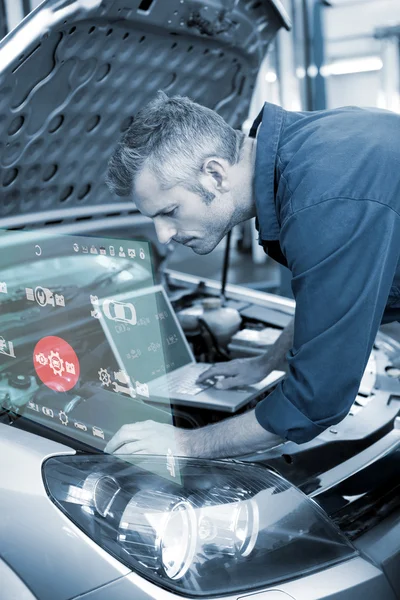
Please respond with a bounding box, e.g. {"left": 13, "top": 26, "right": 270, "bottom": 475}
{"left": 0, "top": 1, "right": 400, "bottom": 599}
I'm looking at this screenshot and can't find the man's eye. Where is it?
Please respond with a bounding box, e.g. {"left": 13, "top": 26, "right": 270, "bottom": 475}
{"left": 164, "top": 208, "right": 177, "bottom": 217}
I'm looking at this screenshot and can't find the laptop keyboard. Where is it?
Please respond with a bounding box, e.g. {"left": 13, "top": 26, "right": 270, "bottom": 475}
{"left": 167, "top": 364, "right": 210, "bottom": 396}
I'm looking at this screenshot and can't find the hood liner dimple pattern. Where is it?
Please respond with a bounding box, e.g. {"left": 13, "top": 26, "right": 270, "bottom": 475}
{"left": 0, "top": 0, "right": 289, "bottom": 229}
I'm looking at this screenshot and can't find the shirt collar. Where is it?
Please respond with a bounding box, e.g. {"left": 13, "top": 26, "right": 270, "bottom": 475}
{"left": 253, "top": 102, "right": 284, "bottom": 241}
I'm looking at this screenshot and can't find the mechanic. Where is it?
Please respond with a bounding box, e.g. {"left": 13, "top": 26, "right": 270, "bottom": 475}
{"left": 104, "top": 91, "right": 400, "bottom": 459}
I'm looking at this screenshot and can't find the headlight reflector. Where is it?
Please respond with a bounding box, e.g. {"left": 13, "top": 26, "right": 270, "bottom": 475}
{"left": 83, "top": 473, "right": 120, "bottom": 518}
{"left": 119, "top": 490, "right": 197, "bottom": 580}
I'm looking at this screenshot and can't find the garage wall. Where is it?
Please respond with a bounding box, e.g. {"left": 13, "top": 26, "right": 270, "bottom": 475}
{"left": 2, "top": 0, "right": 28, "bottom": 33}
{"left": 323, "top": 0, "right": 400, "bottom": 110}
{"left": 0, "top": 0, "right": 8, "bottom": 38}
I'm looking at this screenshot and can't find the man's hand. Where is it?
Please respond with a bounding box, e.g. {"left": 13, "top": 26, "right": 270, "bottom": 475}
{"left": 104, "top": 410, "right": 283, "bottom": 459}
{"left": 104, "top": 420, "right": 190, "bottom": 457}
{"left": 197, "top": 319, "right": 294, "bottom": 390}
{"left": 196, "top": 356, "right": 271, "bottom": 390}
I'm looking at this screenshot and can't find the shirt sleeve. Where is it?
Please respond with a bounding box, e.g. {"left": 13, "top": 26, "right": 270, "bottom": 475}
{"left": 255, "top": 198, "right": 400, "bottom": 444}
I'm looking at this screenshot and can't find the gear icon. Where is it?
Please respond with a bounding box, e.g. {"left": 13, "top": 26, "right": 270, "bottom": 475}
{"left": 35, "top": 352, "right": 48, "bottom": 366}
{"left": 48, "top": 350, "right": 65, "bottom": 377}
{"left": 58, "top": 410, "right": 69, "bottom": 426}
{"left": 98, "top": 367, "right": 111, "bottom": 387}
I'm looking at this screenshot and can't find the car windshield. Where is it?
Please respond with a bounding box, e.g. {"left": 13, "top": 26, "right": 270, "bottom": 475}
{"left": 0, "top": 229, "right": 181, "bottom": 468}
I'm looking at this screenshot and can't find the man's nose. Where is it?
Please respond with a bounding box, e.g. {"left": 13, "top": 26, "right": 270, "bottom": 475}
{"left": 154, "top": 220, "right": 177, "bottom": 245}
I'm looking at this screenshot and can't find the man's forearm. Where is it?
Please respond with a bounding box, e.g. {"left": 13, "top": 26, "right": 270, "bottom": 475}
{"left": 183, "top": 408, "right": 283, "bottom": 459}
{"left": 262, "top": 317, "right": 294, "bottom": 372}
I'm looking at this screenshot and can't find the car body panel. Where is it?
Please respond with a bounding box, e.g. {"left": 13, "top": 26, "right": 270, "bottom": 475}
{"left": 67, "top": 557, "right": 397, "bottom": 600}
{"left": 0, "top": 556, "right": 38, "bottom": 600}
{"left": 0, "top": 424, "right": 130, "bottom": 600}
{"left": 354, "top": 509, "right": 400, "bottom": 595}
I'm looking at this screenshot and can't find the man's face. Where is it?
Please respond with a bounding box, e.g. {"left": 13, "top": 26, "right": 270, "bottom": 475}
{"left": 133, "top": 166, "right": 234, "bottom": 255}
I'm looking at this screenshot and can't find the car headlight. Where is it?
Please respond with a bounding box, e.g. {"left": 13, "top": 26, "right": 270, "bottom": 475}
{"left": 43, "top": 455, "right": 356, "bottom": 597}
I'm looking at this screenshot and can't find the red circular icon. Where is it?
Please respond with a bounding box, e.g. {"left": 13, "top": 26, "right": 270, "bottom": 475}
{"left": 33, "top": 336, "right": 80, "bottom": 392}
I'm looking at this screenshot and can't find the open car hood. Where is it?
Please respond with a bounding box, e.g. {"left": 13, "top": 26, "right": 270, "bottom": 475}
{"left": 0, "top": 0, "right": 289, "bottom": 229}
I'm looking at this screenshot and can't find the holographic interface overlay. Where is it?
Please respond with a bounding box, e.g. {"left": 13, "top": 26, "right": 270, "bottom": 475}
{"left": 0, "top": 229, "right": 181, "bottom": 481}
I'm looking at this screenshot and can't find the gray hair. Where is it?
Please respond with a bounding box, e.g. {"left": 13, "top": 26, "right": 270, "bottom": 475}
{"left": 106, "top": 91, "right": 245, "bottom": 203}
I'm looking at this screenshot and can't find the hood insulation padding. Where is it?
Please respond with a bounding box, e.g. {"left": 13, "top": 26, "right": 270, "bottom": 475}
{"left": 0, "top": 0, "right": 289, "bottom": 227}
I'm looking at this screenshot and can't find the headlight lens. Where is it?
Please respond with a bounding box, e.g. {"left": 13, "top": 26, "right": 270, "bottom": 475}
{"left": 43, "top": 455, "right": 356, "bottom": 597}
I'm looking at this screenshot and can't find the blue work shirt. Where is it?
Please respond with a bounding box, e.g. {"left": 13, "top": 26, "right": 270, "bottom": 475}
{"left": 253, "top": 102, "right": 400, "bottom": 444}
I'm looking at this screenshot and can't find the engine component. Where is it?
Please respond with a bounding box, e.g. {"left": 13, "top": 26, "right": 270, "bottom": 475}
{"left": 7, "top": 374, "right": 31, "bottom": 390}
{"left": 178, "top": 297, "right": 241, "bottom": 347}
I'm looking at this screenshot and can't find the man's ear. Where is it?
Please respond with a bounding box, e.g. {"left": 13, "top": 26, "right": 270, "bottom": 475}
{"left": 201, "top": 157, "right": 230, "bottom": 191}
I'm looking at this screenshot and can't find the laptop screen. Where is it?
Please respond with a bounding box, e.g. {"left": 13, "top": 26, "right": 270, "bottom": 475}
{"left": 98, "top": 285, "right": 193, "bottom": 386}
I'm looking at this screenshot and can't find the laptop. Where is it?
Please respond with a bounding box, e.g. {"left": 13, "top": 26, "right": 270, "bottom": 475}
{"left": 99, "top": 284, "right": 285, "bottom": 413}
